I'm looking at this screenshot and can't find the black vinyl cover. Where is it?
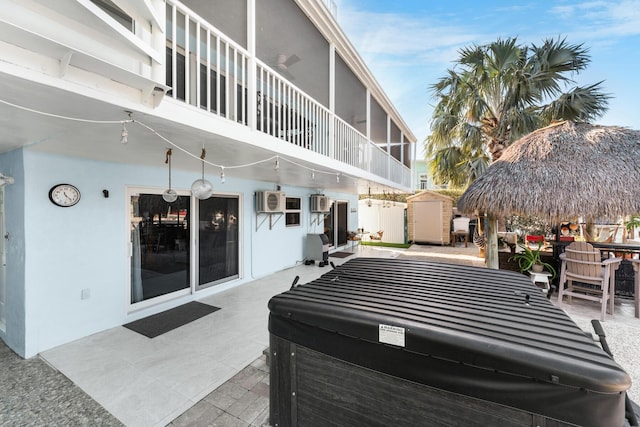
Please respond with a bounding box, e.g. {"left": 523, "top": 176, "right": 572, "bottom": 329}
{"left": 268, "top": 258, "right": 632, "bottom": 427}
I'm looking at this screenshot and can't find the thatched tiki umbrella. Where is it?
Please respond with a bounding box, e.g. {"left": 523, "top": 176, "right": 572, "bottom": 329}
{"left": 457, "top": 121, "right": 640, "bottom": 269}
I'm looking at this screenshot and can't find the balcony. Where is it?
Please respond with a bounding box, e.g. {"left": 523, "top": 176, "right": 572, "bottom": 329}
{"left": 165, "top": 0, "right": 412, "bottom": 190}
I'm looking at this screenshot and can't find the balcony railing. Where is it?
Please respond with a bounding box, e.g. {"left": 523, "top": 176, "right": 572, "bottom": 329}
{"left": 165, "top": 0, "right": 410, "bottom": 188}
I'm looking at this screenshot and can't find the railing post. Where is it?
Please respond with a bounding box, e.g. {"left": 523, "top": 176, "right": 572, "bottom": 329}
{"left": 387, "top": 114, "right": 391, "bottom": 181}
{"left": 247, "top": 0, "right": 256, "bottom": 130}
{"left": 150, "top": 0, "right": 165, "bottom": 86}
{"left": 328, "top": 43, "right": 335, "bottom": 159}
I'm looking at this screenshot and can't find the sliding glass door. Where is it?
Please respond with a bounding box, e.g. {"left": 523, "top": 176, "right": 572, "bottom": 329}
{"left": 323, "top": 200, "right": 348, "bottom": 248}
{"left": 129, "top": 189, "right": 240, "bottom": 308}
{"left": 130, "top": 191, "right": 191, "bottom": 305}
{"left": 197, "top": 195, "right": 239, "bottom": 288}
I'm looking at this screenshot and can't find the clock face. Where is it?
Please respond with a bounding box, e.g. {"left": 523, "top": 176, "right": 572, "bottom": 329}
{"left": 49, "top": 184, "right": 81, "bottom": 207}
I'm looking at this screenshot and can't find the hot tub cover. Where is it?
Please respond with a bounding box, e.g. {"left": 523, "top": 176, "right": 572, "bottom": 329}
{"left": 268, "top": 258, "right": 632, "bottom": 427}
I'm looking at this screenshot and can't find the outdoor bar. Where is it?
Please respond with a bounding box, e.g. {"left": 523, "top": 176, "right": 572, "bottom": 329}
{"left": 268, "top": 258, "right": 633, "bottom": 427}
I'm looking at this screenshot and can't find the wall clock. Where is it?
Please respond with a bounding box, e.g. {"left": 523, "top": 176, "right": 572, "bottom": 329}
{"left": 48, "top": 184, "right": 81, "bottom": 207}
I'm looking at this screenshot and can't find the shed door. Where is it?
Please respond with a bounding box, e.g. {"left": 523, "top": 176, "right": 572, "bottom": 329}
{"left": 413, "top": 201, "right": 443, "bottom": 244}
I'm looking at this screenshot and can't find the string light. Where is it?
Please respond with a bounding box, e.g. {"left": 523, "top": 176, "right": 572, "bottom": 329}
{"left": 220, "top": 167, "right": 225, "bottom": 184}
{"left": 120, "top": 122, "right": 128, "bottom": 144}
{"left": 120, "top": 111, "right": 132, "bottom": 144}
{"left": 0, "top": 98, "right": 358, "bottom": 185}
{"left": 311, "top": 170, "right": 315, "bottom": 180}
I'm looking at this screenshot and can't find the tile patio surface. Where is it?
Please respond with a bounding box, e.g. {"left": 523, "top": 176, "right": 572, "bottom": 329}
{"left": 1, "top": 244, "right": 639, "bottom": 426}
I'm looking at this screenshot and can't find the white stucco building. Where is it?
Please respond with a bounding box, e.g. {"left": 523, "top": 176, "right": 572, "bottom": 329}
{"left": 0, "top": 0, "right": 416, "bottom": 358}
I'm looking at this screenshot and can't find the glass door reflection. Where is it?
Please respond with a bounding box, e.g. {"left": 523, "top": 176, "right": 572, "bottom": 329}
{"left": 198, "top": 196, "right": 239, "bottom": 288}
{"left": 130, "top": 193, "right": 190, "bottom": 303}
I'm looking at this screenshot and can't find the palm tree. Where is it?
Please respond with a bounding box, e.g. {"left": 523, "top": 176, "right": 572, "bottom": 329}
{"left": 428, "top": 139, "right": 490, "bottom": 189}
{"left": 426, "top": 36, "right": 610, "bottom": 186}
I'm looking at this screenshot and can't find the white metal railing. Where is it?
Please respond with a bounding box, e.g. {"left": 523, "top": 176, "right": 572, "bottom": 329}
{"left": 166, "top": 1, "right": 248, "bottom": 122}
{"left": 255, "top": 61, "right": 332, "bottom": 155}
{"left": 165, "top": 0, "right": 410, "bottom": 188}
{"left": 370, "top": 144, "right": 389, "bottom": 178}
{"left": 334, "top": 116, "right": 369, "bottom": 170}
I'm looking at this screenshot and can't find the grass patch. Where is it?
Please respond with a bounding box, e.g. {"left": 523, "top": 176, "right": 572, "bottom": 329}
{"left": 359, "top": 241, "right": 412, "bottom": 249}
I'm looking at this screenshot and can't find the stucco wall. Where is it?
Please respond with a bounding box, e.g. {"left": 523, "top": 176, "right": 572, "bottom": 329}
{"left": 2, "top": 149, "right": 357, "bottom": 357}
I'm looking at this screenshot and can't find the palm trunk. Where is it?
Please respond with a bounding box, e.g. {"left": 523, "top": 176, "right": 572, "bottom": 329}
{"left": 485, "top": 213, "right": 499, "bottom": 269}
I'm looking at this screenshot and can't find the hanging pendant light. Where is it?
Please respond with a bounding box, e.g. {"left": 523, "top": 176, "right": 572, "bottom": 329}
{"left": 191, "top": 147, "right": 214, "bottom": 199}
{"left": 162, "top": 148, "right": 178, "bottom": 203}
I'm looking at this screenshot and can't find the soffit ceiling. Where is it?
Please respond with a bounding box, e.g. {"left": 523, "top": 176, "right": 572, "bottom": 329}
{"left": 0, "top": 0, "right": 410, "bottom": 194}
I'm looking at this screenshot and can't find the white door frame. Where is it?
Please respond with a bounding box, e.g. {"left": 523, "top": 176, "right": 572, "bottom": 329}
{"left": 0, "top": 186, "right": 6, "bottom": 332}
{"left": 126, "top": 186, "right": 192, "bottom": 313}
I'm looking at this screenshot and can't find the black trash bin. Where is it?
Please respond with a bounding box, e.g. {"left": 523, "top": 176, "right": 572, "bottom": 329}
{"left": 269, "top": 258, "right": 632, "bottom": 427}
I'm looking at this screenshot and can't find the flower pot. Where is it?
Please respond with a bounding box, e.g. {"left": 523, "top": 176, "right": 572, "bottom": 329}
{"left": 532, "top": 264, "right": 544, "bottom": 273}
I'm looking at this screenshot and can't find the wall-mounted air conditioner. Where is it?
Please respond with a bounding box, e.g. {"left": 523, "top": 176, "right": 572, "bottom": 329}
{"left": 310, "top": 194, "right": 330, "bottom": 213}
{"left": 256, "top": 191, "right": 285, "bottom": 213}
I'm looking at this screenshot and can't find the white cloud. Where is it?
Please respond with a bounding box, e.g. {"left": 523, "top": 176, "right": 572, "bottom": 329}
{"left": 550, "top": 0, "right": 640, "bottom": 38}
{"left": 332, "top": 0, "right": 640, "bottom": 141}
{"left": 337, "top": 7, "right": 482, "bottom": 66}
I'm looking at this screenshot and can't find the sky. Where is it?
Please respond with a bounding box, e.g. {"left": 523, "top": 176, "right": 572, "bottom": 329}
{"left": 332, "top": 0, "right": 640, "bottom": 156}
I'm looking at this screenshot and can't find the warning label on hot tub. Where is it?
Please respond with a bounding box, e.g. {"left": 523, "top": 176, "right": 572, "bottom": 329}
{"left": 379, "top": 324, "right": 405, "bottom": 347}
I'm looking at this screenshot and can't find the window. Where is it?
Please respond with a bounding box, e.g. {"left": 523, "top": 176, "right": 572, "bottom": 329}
{"left": 285, "top": 197, "right": 301, "bottom": 227}
{"left": 419, "top": 173, "right": 429, "bottom": 190}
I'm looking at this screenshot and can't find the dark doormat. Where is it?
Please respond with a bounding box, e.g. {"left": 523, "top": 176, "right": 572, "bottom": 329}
{"left": 330, "top": 251, "right": 354, "bottom": 258}
{"left": 124, "top": 301, "right": 220, "bottom": 338}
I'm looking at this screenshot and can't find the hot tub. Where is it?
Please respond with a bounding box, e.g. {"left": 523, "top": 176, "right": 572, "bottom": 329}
{"left": 268, "top": 258, "right": 632, "bottom": 427}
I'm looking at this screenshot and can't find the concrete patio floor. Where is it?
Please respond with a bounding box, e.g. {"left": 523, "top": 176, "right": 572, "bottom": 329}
{"left": 1, "top": 243, "right": 638, "bottom": 426}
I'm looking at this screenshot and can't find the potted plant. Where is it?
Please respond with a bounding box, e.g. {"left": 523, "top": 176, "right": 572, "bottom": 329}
{"left": 509, "top": 244, "right": 556, "bottom": 278}
{"left": 625, "top": 216, "right": 640, "bottom": 240}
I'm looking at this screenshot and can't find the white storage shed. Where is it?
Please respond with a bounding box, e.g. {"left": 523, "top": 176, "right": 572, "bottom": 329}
{"left": 407, "top": 191, "right": 453, "bottom": 245}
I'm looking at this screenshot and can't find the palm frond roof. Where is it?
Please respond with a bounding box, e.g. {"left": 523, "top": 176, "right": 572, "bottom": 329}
{"left": 457, "top": 121, "right": 640, "bottom": 221}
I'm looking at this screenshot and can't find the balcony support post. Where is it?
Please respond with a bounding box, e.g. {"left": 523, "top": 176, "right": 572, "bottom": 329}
{"left": 328, "top": 43, "right": 336, "bottom": 159}
{"left": 247, "top": 0, "right": 257, "bottom": 130}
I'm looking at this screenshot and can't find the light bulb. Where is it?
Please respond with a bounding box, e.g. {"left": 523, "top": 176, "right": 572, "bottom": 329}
{"left": 162, "top": 188, "right": 178, "bottom": 203}
{"left": 120, "top": 123, "right": 128, "bottom": 144}
{"left": 275, "top": 158, "right": 280, "bottom": 171}
{"left": 220, "top": 170, "right": 226, "bottom": 184}
{"left": 191, "top": 179, "right": 214, "bottom": 200}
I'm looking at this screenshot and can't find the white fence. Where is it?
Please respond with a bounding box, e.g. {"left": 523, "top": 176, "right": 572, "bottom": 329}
{"left": 358, "top": 200, "right": 407, "bottom": 244}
